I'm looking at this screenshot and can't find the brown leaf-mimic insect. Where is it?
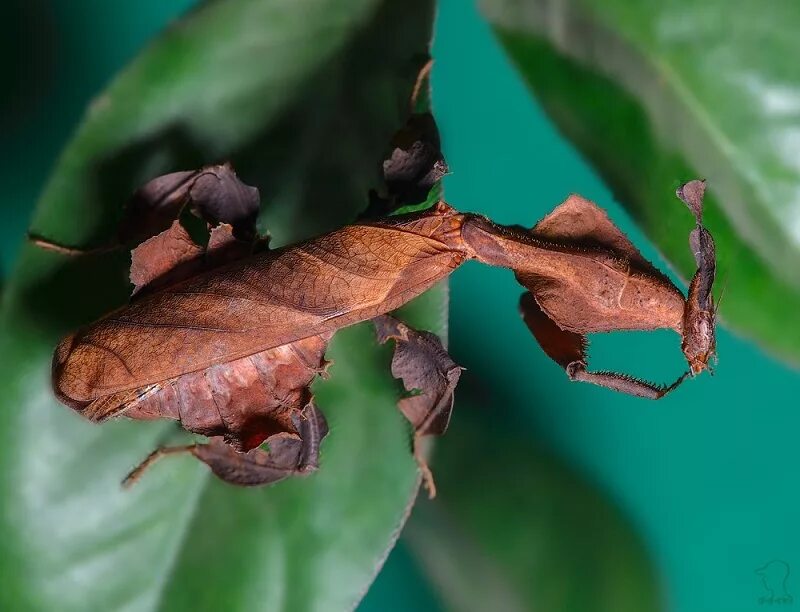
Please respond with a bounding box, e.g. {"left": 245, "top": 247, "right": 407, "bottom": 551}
{"left": 38, "top": 101, "right": 715, "bottom": 496}
{"left": 42, "top": 162, "right": 716, "bottom": 495}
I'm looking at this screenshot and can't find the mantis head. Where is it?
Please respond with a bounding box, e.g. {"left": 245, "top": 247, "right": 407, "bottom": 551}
{"left": 676, "top": 180, "right": 717, "bottom": 377}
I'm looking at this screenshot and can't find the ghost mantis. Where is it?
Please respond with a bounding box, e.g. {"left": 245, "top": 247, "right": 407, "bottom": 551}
{"left": 35, "top": 158, "right": 715, "bottom": 497}
{"left": 31, "top": 91, "right": 715, "bottom": 496}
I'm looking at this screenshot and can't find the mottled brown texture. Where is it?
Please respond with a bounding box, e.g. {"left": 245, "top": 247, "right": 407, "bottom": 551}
{"left": 57, "top": 177, "right": 338, "bottom": 486}
{"left": 532, "top": 194, "right": 664, "bottom": 279}
{"left": 53, "top": 203, "right": 466, "bottom": 407}
{"left": 49, "top": 166, "right": 718, "bottom": 487}
{"left": 676, "top": 179, "right": 706, "bottom": 223}
{"left": 206, "top": 223, "right": 257, "bottom": 266}
{"left": 70, "top": 216, "right": 332, "bottom": 453}
{"left": 120, "top": 333, "right": 331, "bottom": 451}
{"left": 55, "top": 189, "right": 714, "bottom": 412}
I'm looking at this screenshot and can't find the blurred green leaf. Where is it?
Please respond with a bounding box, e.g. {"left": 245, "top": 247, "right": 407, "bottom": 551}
{"left": 482, "top": 0, "right": 800, "bottom": 363}
{"left": 0, "top": 0, "right": 441, "bottom": 610}
{"left": 406, "top": 403, "right": 661, "bottom": 612}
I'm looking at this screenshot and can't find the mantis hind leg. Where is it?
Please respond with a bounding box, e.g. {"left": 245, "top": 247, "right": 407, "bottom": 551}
{"left": 123, "top": 401, "right": 329, "bottom": 487}
{"left": 373, "top": 314, "right": 464, "bottom": 498}
{"left": 28, "top": 233, "right": 120, "bottom": 257}
{"left": 519, "top": 292, "right": 688, "bottom": 400}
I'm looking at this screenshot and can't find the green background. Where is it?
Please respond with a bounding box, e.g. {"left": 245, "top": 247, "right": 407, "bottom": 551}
{"left": 2, "top": 1, "right": 798, "bottom": 611}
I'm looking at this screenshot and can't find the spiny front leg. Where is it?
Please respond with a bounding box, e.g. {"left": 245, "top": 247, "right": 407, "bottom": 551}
{"left": 123, "top": 401, "right": 329, "bottom": 487}
{"left": 520, "top": 293, "right": 688, "bottom": 400}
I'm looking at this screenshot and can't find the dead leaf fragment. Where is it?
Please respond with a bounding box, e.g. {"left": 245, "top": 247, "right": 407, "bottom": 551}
{"left": 383, "top": 113, "right": 447, "bottom": 204}
{"left": 119, "top": 163, "right": 260, "bottom": 244}
{"left": 129, "top": 220, "right": 204, "bottom": 296}
{"left": 365, "top": 113, "right": 448, "bottom": 217}
{"left": 188, "top": 165, "right": 261, "bottom": 241}
{"left": 122, "top": 401, "right": 329, "bottom": 488}
{"left": 374, "top": 314, "right": 462, "bottom": 437}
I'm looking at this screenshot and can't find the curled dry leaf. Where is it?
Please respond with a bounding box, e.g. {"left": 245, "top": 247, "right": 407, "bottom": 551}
{"left": 49, "top": 166, "right": 718, "bottom": 487}
{"left": 120, "top": 163, "right": 261, "bottom": 244}
{"left": 366, "top": 112, "right": 449, "bottom": 218}
{"left": 374, "top": 314, "right": 463, "bottom": 497}
{"left": 382, "top": 113, "right": 448, "bottom": 205}
{"left": 119, "top": 332, "right": 331, "bottom": 452}
{"left": 28, "top": 164, "right": 262, "bottom": 258}
{"left": 373, "top": 314, "right": 462, "bottom": 437}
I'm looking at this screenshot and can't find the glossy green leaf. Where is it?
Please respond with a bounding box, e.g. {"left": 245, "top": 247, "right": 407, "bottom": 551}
{"left": 0, "top": 0, "right": 441, "bottom": 610}
{"left": 481, "top": 0, "right": 800, "bottom": 363}
{"left": 406, "top": 404, "right": 661, "bottom": 612}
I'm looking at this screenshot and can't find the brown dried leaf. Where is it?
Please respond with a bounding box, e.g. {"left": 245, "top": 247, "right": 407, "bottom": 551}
{"left": 54, "top": 205, "right": 466, "bottom": 409}
{"left": 192, "top": 435, "right": 305, "bottom": 486}
{"left": 119, "top": 170, "right": 197, "bottom": 245}
{"left": 127, "top": 166, "right": 263, "bottom": 294}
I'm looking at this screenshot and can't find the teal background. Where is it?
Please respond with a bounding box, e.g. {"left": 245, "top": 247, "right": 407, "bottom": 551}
{"left": 2, "top": 1, "right": 799, "bottom": 611}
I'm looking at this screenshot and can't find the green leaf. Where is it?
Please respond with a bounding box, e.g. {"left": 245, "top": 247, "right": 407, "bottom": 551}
{"left": 0, "top": 0, "right": 440, "bottom": 610}
{"left": 481, "top": 0, "right": 800, "bottom": 364}
{"left": 406, "top": 405, "right": 661, "bottom": 612}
